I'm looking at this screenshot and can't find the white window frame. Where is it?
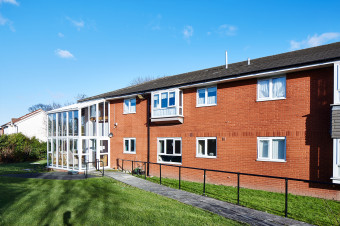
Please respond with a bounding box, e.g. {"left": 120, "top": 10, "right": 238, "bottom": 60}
{"left": 157, "top": 137, "right": 182, "bottom": 164}
{"left": 123, "top": 138, "right": 136, "bottom": 154}
{"left": 196, "top": 86, "right": 217, "bottom": 107}
{"left": 196, "top": 137, "right": 217, "bottom": 158}
{"left": 257, "top": 76, "right": 286, "bottom": 101}
{"left": 257, "top": 137, "right": 286, "bottom": 162}
{"left": 123, "top": 98, "right": 136, "bottom": 114}
{"left": 151, "top": 88, "right": 183, "bottom": 118}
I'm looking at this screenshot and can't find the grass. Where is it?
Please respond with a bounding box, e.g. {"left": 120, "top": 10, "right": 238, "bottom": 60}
{"left": 0, "top": 160, "right": 48, "bottom": 175}
{"left": 134, "top": 174, "right": 340, "bottom": 226}
{"left": 0, "top": 163, "right": 242, "bottom": 226}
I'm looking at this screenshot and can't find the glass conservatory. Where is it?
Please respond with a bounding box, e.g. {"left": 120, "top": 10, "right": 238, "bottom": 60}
{"left": 46, "top": 100, "right": 110, "bottom": 171}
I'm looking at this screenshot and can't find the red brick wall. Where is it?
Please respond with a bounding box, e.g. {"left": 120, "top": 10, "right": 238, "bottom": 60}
{"left": 110, "top": 66, "right": 340, "bottom": 200}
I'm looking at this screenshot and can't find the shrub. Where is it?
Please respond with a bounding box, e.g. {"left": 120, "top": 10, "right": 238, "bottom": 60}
{"left": 0, "top": 133, "right": 46, "bottom": 163}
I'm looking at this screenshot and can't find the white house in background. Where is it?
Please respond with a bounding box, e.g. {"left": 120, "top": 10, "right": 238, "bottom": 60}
{"left": 0, "top": 109, "right": 47, "bottom": 142}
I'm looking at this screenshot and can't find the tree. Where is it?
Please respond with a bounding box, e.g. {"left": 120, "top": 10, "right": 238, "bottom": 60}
{"left": 28, "top": 102, "right": 61, "bottom": 112}
{"left": 76, "top": 93, "right": 87, "bottom": 101}
{"left": 129, "top": 75, "right": 155, "bottom": 86}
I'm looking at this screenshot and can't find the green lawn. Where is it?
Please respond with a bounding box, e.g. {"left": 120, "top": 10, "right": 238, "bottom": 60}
{"left": 0, "top": 160, "right": 48, "bottom": 175}
{"left": 135, "top": 175, "right": 340, "bottom": 226}
{"left": 0, "top": 164, "right": 241, "bottom": 226}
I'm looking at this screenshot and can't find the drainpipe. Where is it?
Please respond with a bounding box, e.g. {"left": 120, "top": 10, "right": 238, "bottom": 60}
{"left": 146, "top": 94, "right": 151, "bottom": 176}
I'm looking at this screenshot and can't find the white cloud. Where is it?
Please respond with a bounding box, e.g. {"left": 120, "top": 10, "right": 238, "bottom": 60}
{"left": 0, "top": 13, "right": 15, "bottom": 31}
{"left": 66, "top": 17, "right": 84, "bottom": 30}
{"left": 58, "top": 32, "right": 64, "bottom": 38}
{"left": 0, "top": 0, "right": 19, "bottom": 6}
{"left": 183, "top": 25, "right": 193, "bottom": 40}
{"left": 290, "top": 32, "right": 340, "bottom": 50}
{"left": 55, "top": 49, "right": 74, "bottom": 59}
{"left": 217, "top": 24, "right": 237, "bottom": 36}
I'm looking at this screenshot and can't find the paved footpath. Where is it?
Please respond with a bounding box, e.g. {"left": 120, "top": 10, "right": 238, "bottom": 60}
{"left": 105, "top": 171, "right": 311, "bottom": 226}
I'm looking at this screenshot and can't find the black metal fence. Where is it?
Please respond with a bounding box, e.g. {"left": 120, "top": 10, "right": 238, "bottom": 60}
{"left": 85, "top": 159, "right": 105, "bottom": 178}
{"left": 117, "top": 158, "right": 340, "bottom": 218}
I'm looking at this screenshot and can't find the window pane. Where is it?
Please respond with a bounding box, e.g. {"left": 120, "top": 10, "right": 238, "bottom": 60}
{"left": 74, "top": 111, "right": 79, "bottom": 136}
{"left": 99, "top": 103, "right": 104, "bottom": 136}
{"left": 58, "top": 113, "right": 62, "bottom": 136}
{"left": 125, "top": 140, "right": 129, "bottom": 152}
{"left": 62, "top": 112, "right": 67, "bottom": 136}
{"left": 82, "top": 139, "right": 88, "bottom": 154}
{"left": 131, "top": 139, "right": 135, "bottom": 152}
{"left": 198, "top": 140, "right": 205, "bottom": 155}
{"left": 124, "top": 99, "right": 129, "bottom": 113}
{"left": 90, "top": 105, "right": 96, "bottom": 136}
{"left": 74, "top": 139, "right": 78, "bottom": 154}
{"left": 158, "top": 140, "right": 165, "bottom": 153}
{"left": 130, "top": 99, "right": 136, "bottom": 112}
{"left": 161, "top": 93, "right": 168, "bottom": 108}
{"left": 198, "top": 89, "right": 205, "bottom": 105}
{"left": 52, "top": 114, "right": 56, "bottom": 136}
{"left": 175, "top": 140, "right": 181, "bottom": 154}
{"left": 272, "top": 77, "right": 286, "bottom": 98}
{"left": 100, "top": 140, "right": 108, "bottom": 153}
{"left": 259, "top": 140, "right": 269, "bottom": 158}
{"left": 207, "top": 87, "right": 217, "bottom": 104}
{"left": 169, "top": 92, "right": 175, "bottom": 106}
{"left": 258, "top": 80, "right": 269, "bottom": 98}
{"left": 166, "top": 139, "right": 173, "bottom": 154}
{"left": 81, "top": 108, "right": 88, "bottom": 136}
{"left": 68, "top": 111, "right": 73, "bottom": 136}
{"left": 273, "top": 140, "right": 285, "bottom": 160}
{"left": 207, "top": 139, "right": 217, "bottom": 156}
{"left": 154, "top": 94, "right": 159, "bottom": 108}
{"left": 48, "top": 115, "right": 52, "bottom": 137}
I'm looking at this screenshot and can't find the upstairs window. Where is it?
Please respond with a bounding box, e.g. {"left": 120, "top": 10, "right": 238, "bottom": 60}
{"left": 124, "top": 138, "right": 136, "bottom": 154}
{"left": 152, "top": 89, "right": 183, "bottom": 118}
{"left": 257, "top": 137, "right": 286, "bottom": 162}
{"left": 257, "top": 76, "right": 286, "bottom": 101}
{"left": 124, "top": 98, "right": 136, "bottom": 114}
{"left": 197, "top": 86, "right": 217, "bottom": 106}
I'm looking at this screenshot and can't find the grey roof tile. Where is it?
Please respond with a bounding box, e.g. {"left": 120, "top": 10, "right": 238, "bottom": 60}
{"left": 80, "top": 41, "right": 340, "bottom": 102}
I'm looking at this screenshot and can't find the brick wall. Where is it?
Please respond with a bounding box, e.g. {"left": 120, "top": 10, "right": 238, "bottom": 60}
{"left": 110, "top": 66, "right": 340, "bottom": 200}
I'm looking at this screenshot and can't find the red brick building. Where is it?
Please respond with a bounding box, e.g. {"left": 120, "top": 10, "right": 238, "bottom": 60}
{"left": 48, "top": 42, "right": 340, "bottom": 200}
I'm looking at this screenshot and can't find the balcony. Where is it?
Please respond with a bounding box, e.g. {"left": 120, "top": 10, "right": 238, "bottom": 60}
{"left": 151, "top": 89, "right": 183, "bottom": 124}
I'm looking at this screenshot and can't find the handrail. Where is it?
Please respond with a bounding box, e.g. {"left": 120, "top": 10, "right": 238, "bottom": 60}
{"left": 117, "top": 158, "right": 340, "bottom": 218}
{"left": 85, "top": 159, "right": 104, "bottom": 178}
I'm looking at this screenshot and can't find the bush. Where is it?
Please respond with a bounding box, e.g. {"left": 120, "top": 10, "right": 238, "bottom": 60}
{"left": 0, "top": 133, "right": 46, "bottom": 163}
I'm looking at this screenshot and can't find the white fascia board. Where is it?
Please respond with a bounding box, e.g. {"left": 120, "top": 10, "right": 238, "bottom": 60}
{"left": 104, "top": 93, "right": 141, "bottom": 101}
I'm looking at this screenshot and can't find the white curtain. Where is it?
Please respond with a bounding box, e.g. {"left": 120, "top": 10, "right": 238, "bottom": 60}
{"left": 198, "top": 89, "right": 205, "bottom": 105}
{"left": 272, "top": 140, "right": 285, "bottom": 160}
{"left": 198, "top": 140, "right": 205, "bottom": 155}
{"left": 207, "top": 87, "right": 217, "bottom": 104}
{"left": 130, "top": 99, "right": 136, "bottom": 112}
{"left": 258, "top": 80, "right": 269, "bottom": 98}
{"left": 169, "top": 92, "right": 175, "bottom": 106}
{"left": 153, "top": 107, "right": 176, "bottom": 117}
{"left": 161, "top": 93, "right": 168, "bottom": 108}
{"left": 259, "top": 140, "right": 269, "bottom": 158}
{"left": 154, "top": 94, "right": 159, "bottom": 108}
{"left": 124, "top": 99, "right": 129, "bottom": 113}
{"left": 273, "top": 77, "right": 286, "bottom": 98}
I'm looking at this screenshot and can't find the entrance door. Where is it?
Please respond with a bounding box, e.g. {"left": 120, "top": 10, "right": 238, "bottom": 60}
{"left": 89, "top": 139, "right": 97, "bottom": 169}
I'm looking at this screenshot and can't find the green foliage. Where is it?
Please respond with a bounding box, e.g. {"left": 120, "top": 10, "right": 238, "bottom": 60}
{"left": 0, "top": 133, "right": 46, "bottom": 163}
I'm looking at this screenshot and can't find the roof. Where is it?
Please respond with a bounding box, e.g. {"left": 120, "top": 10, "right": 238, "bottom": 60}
{"left": 80, "top": 41, "right": 340, "bottom": 102}
{"left": 0, "top": 109, "right": 45, "bottom": 128}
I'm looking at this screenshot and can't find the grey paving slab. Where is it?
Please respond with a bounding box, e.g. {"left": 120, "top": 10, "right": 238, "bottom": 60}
{"left": 0, "top": 172, "right": 97, "bottom": 180}
{"left": 105, "top": 171, "right": 312, "bottom": 226}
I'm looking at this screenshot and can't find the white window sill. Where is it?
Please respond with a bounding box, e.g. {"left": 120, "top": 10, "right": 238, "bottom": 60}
{"left": 256, "top": 159, "right": 286, "bottom": 162}
{"left": 123, "top": 112, "right": 136, "bottom": 115}
{"left": 123, "top": 152, "right": 136, "bottom": 154}
{"left": 256, "top": 97, "right": 286, "bottom": 102}
{"left": 196, "top": 104, "right": 217, "bottom": 108}
{"left": 196, "top": 155, "right": 217, "bottom": 159}
{"left": 157, "top": 161, "right": 182, "bottom": 165}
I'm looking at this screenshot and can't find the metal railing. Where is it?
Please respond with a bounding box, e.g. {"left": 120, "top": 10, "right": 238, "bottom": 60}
{"left": 117, "top": 158, "right": 340, "bottom": 218}
{"left": 85, "top": 159, "right": 105, "bottom": 179}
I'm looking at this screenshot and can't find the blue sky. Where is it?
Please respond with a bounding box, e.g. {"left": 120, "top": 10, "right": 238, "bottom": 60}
{"left": 1, "top": 0, "right": 340, "bottom": 124}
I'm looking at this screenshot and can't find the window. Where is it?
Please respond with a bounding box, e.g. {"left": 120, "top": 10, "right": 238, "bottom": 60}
{"left": 124, "top": 138, "right": 136, "bottom": 154}
{"left": 124, "top": 98, "right": 136, "bottom": 114}
{"left": 197, "top": 86, "right": 217, "bottom": 106}
{"left": 196, "top": 137, "right": 217, "bottom": 158}
{"left": 157, "top": 138, "right": 181, "bottom": 164}
{"left": 151, "top": 89, "right": 183, "bottom": 118}
{"left": 257, "top": 137, "right": 286, "bottom": 162}
{"left": 257, "top": 76, "right": 286, "bottom": 101}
